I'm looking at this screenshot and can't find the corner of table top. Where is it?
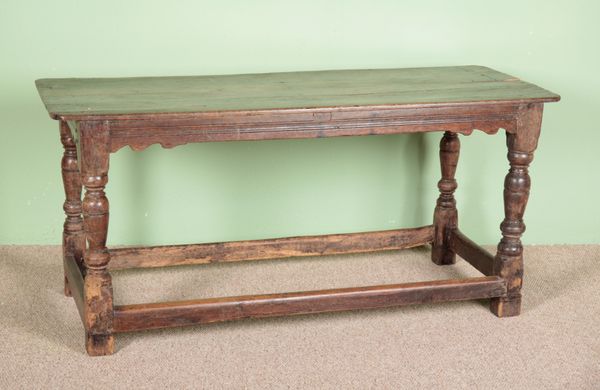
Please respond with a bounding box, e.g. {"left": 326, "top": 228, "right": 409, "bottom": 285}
{"left": 35, "top": 79, "right": 60, "bottom": 120}
{"left": 35, "top": 78, "right": 53, "bottom": 91}
{"left": 467, "top": 65, "right": 561, "bottom": 102}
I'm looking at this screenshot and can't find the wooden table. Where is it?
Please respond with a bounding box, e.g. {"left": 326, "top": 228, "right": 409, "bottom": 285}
{"left": 36, "top": 66, "right": 559, "bottom": 356}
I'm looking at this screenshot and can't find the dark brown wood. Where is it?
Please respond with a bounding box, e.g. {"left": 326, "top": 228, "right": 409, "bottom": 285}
{"left": 105, "top": 103, "right": 520, "bottom": 152}
{"left": 490, "top": 104, "right": 543, "bottom": 317}
{"left": 60, "top": 121, "right": 85, "bottom": 296}
{"left": 432, "top": 131, "right": 460, "bottom": 265}
{"left": 79, "top": 121, "right": 114, "bottom": 356}
{"left": 113, "top": 276, "right": 507, "bottom": 332}
{"left": 108, "top": 226, "right": 434, "bottom": 270}
{"left": 64, "top": 254, "right": 85, "bottom": 323}
{"left": 449, "top": 229, "right": 495, "bottom": 276}
{"left": 35, "top": 66, "right": 558, "bottom": 355}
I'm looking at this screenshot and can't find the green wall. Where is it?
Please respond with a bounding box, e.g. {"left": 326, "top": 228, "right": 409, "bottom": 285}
{"left": 1, "top": 0, "right": 598, "bottom": 245}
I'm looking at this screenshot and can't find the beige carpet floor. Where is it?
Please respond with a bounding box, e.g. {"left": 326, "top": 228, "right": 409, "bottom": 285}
{"left": 0, "top": 244, "right": 599, "bottom": 389}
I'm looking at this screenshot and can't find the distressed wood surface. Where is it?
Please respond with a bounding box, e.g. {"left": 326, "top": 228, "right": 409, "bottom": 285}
{"left": 113, "top": 276, "right": 507, "bottom": 332}
{"left": 79, "top": 121, "right": 114, "bottom": 356}
{"left": 432, "top": 131, "right": 460, "bottom": 265}
{"left": 490, "top": 104, "right": 543, "bottom": 317}
{"left": 38, "top": 67, "right": 559, "bottom": 355}
{"left": 108, "top": 226, "right": 434, "bottom": 270}
{"left": 64, "top": 254, "right": 85, "bottom": 323}
{"left": 59, "top": 121, "right": 85, "bottom": 296}
{"left": 105, "top": 103, "right": 522, "bottom": 152}
{"left": 449, "top": 229, "right": 495, "bottom": 276}
{"left": 36, "top": 66, "right": 559, "bottom": 119}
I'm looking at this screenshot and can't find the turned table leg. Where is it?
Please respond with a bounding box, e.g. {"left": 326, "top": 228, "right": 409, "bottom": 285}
{"left": 79, "top": 121, "right": 114, "bottom": 355}
{"left": 432, "top": 131, "right": 460, "bottom": 265}
{"left": 491, "top": 104, "right": 543, "bottom": 317}
{"left": 60, "top": 121, "right": 85, "bottom": 296}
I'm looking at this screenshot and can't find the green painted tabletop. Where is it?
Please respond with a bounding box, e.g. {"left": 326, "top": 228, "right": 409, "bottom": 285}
{"left": 35, "top": 66, "right": 559, "bottom": 118}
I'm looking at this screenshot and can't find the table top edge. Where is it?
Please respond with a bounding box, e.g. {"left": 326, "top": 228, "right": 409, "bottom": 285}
{"left": 45, "top": 97, "right": 558, "bottom": 121}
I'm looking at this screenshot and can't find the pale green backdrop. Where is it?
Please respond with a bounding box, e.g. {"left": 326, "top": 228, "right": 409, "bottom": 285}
{"left": 0, "top": 0, "right": 598, "bottom": 245}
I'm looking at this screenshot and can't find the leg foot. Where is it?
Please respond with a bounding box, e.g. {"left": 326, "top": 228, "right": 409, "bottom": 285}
{"left": 490, "top": 296, "right": 521, "bottom": 317}
{"left": 432, "top": 246, "right": 456, "bottom": 265}
{"left": 86, "top": 333, "right": 114, "bottom": 356}
{"left": 64, "top": 275, "right": 72, "bottom": 297}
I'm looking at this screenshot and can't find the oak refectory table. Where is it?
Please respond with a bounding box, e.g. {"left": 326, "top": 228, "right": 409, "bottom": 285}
{"left": 36, "top": 66, "right": 559, "bottom": 356}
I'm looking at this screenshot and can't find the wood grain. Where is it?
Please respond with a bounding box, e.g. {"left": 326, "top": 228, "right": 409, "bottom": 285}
{"left": 108, "top": 226, "right": 434, "bottom": 270}
{"left": 105, "top": 103, "right": 522, "bottom": 152}
{"left": 36, "top": 66, "right": 559, "bottom": 119}
{"left": 432, "top": 131, "right": 460, "bottom": 265}
{"left": 490, "top": 104, "right": 543, "bottom": 317}
{"left": 59, "top": 121, "right": 85, "bottom": 296}
{"left": 113, "top": 276, "right": 507, "bottom": 332}
{"left": 449, "top": 229, "right": 494, "bottom": 276}
{"left": 64, "top": 254, "right": 85, "bottom": 323}
{"left": 79, "top": 121, "right": 114, "bottom": 356}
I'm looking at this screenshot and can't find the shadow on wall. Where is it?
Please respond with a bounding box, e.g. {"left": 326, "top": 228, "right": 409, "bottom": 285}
{"left": 108, "top": 132, "right": 437, "bottom": 246}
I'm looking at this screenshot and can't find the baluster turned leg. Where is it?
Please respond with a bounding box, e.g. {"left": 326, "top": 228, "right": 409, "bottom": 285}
{"left": 60, "top": 121, "right": 85, "bottom": 296}
{"left": 79, "top": 121, "right": 114, "bottom": 355}
{"left": 491, "top": 104, "right": 543, "bottom": 317}
{"left": 432, "top": 131, "right": 460, "bottom": 265}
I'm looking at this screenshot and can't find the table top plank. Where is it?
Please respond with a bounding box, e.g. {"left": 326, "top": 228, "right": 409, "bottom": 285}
{"left": 36, "top": 66, "right": 559, "bottom": 118}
